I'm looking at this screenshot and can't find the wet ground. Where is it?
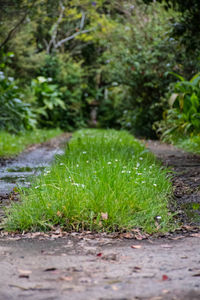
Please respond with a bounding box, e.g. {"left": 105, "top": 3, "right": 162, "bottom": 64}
{"left": 0, "top": 134, "right": 71, "bottom": 220}
{"left": 0, "top": 138, "right": 200, "bottom": 299}
{"left": 146, "top": 141, "right": 200, "bottom": 226}
{"left": 0, "top": 134, "right": 71, "bottom": 195}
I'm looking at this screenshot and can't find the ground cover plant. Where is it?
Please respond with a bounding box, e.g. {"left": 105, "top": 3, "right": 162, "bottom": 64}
{"left": 0, "top": 128, "right": 62, "bottom": 157}
{"left": 169, "top": 136, "right": 200, "bottom": 155}
{"left": 5, "top": 129, "right": 174, "bottom": 233}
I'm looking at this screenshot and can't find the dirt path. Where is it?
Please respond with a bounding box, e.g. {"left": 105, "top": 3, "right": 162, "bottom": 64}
{"left": 146, "top": 140, "right": 200, "bottom": 226}
{"left": 0, "top": 133, "right": 71, "bottom": 220}
{"left": 0, "top": 140, "right": 200, "bottom": 300}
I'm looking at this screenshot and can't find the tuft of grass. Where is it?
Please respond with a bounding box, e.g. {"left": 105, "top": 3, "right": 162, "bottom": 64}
{"left": 0, "top": 129, "right": 62, "bottom": 157}
{"left": 174, "top": 135, "right": 200, "bottom": 155}
{"left": 5, "top": 129, "right": 174, "bottom": 233}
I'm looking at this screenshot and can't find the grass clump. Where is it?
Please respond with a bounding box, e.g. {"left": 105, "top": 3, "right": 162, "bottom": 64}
{"left": 5, "top": 129, "right": 174, "bottom": 233}
{"left": 174, "top": 135, "right": 200, "bottom": 155}
{"left": 0, "top": 129, "right": 62, "bottom": 157}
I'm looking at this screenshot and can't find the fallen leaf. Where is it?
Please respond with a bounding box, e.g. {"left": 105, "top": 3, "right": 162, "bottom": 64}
{"left": 97, "top": 253, "right": 102, "bottom": 257}
{"left": 170, "top": 235, "right": 185, "bottom": 240}
{"left": 19, "top": 274, "right": 29, "bottom": 279}
{"left": 101, "top": 212, "right": 108, "bottom": 220}
{"left": 132, "top": 266, "right": 142, "bottom": 272}
{"left": 18, "top": 269, "right": 32, "bottom": 276}
{"left": 162, "top": 274, "right": 169, "bottom": 281}
{"left": 112, "top": 285, "right": 119, "bottom": 291}
{"left": 121, "top": 232, "right": 134, "bottom": 239}
{"left": 190, "top": 233, "right": 200, "bottom": 238}
{"left": 192, "top": 272, "right": 200, "bottom": 277}
{"left": 131, "top": 245, "right": 142, "bottom": 249}
{"left": 59, "top": 276, "right": 73, "bottom": 281}
{"left": 162, "top": 289, "right": 169, "bottom": 294}
{"left": 44, "top": 267, "right": 57, "bottom": 272}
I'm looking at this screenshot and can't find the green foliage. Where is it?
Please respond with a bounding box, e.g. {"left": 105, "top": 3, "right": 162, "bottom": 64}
{"left": 143, "top": 0, "right": 200, "bottom": 74}
{"left": 1, "top": 0, "right": 198, "bottom": 138}
{"left": 5, "top": 129, "right": 174, "bottom": 233}
{"left": 31, "top": 76, "right": 65, "bottom": 127}
{"left": 174, "top": 135, "right": 200, "bottom": 155}
{"left": 154, "top": 72, "right": 200, "bottom": 141}
{"left": 0, "top": 52, "right": 37, "bottom": 133}
{"left": 100, "top": 2, "right": 178, "bottom": 137}
{"left": 40, "top": 54, "right": 88, "bottom": 130}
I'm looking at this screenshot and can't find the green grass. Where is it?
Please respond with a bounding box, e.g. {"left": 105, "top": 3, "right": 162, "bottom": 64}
{"left": 174, "top": 135, "right": 200, "bottom": 155}
{"left": 5, "top": 129, "right": 174, "bottom": 233}
{"left": 0, "top": 129, "right": 63, "bottom": 157}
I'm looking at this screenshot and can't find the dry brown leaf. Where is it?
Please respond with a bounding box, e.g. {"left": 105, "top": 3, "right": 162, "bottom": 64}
{"left": 121, "top": 232, "right": 134, "bottom": 239}
{"left": 192, "top": 272, "right": 200, "bottom": 277}
{"left": 101, "top": 212, "right": 108, "bottom": 220}
{"left": 190, "top": 233, "right": 200, "bottom": 238}
{"left": 18, "top": 269, "right": 32, "bottom": 275}
{"left": 131, "top": 245, "right": 142, "bottom": 249}
{"left": 59, "top": 276, "right": 73, "bottom": 281}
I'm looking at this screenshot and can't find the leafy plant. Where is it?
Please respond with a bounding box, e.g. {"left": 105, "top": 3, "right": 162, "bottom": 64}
{"left": 100, "top": 2, "right": 179, "bottom": 137}
{"left": 0, "top": 52, "right": 37, "bottom": 133}
{"left": 154, "top": 72, "right": 200, "bottom": 141}
{"left": 40, "top": 54, "right": 88, "bottom": 130}
{"left": 31, "top": 76, "right": 65, "bottom": 127}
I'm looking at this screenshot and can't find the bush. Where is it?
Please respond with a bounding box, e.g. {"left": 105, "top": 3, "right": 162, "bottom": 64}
{"left": 154, "top": 72, "right": 200, "bottom": 141}
{"left": 100, "top": 2, "right": 179, "bottom": 138}
{"left": 40, "top": 54, "right": 89, "bottom": 130}
{"left": 0, "top": 52, "right": 37, "bottom": 133}
{"left": 31, "top": 76, "right": 65, "bottom": 128}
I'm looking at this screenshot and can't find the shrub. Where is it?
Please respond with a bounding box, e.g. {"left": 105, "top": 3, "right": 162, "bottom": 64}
{"left": 40, "top": 54, "right": 89, "bottom": 130}
{"left": 100, "top": 2, "right": 179, "bottom": 138}
{"left": 0, "top": 52, "right": 37, "bottom": 133}
{"left": 154, "top": 72, "right": 200, "bottom": 141}
{"left": 31, "top": 76, "right": 65, "bottom": 128}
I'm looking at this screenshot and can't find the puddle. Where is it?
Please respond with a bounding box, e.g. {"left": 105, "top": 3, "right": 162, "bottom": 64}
{"left": 0, "top": 146, "right": 64, "bottom": 195}
{"left": 181, "top": 202, "right": 200, "bottom": 223}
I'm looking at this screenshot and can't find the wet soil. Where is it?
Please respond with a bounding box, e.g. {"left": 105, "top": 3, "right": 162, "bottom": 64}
{"left": 146, "top": 141, "right": 200, "bottom": 226}
{"left": 0, "top": 133, "right": 71, "bottom": 220}
{"left": 0, "top": 139, "right": 200, "bottom": 299}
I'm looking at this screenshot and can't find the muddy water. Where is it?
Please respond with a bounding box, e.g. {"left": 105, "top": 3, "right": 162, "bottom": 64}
{"left": 0, "top": 146, "right": 64, "bottom": 195}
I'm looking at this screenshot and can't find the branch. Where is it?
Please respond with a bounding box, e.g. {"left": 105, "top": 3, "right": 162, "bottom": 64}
{"left": 0, "top": 11, "right": 28, "bottom": 50}
{"left": 80, "top": 11, "right": 86, "bottom": 29}
{"left": 45, "top": 1, "right": 65, "bottom": 54}
{"left": 55, "top": 28, "right": 94, "bottom": 49}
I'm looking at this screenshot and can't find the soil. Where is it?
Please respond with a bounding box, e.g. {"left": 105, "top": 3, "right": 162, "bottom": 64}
{"left": 0, "top": 138, "right": 200, "bottom": 300}
{"left": 146, "top": 140, "right": 200, "bottom": 226}
{"left": 0, "top": 133, "right": 71, "bottom": 219}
